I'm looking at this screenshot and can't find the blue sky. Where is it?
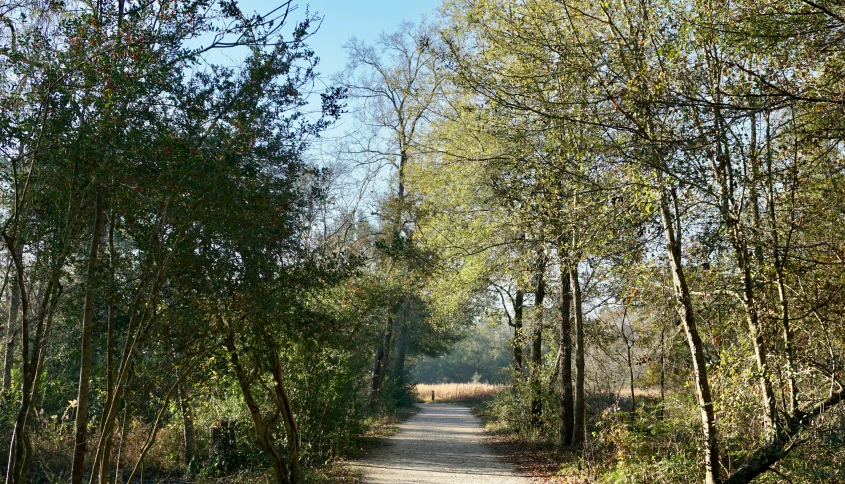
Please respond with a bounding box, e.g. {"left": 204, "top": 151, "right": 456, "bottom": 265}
{"left": 240, "top": 0, "right": 443, "bottom": 82}
{"left": 306, "top": 0, "right": 442, "bottom": 78}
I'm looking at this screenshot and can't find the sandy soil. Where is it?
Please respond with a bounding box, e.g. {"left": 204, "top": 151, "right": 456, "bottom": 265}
{"left": 354, "top": 403, "right": 534, "bottom": 483}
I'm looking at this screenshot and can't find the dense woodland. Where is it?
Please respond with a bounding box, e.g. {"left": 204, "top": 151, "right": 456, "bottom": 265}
{"left": 0, "top": 0, "right": 844, "bottom": 483}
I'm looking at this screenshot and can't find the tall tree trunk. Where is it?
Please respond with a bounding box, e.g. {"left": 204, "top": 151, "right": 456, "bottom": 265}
{"left": 89, "top": 270, "right": 169, "bottom": 482}
{"left": 2, "top": 252, "right": 20, "bottom": 395}
{"left": 659, "top": 185, "right": 720, "bottom": 484}
{"left": 623, "top": 308, "right": 636, "bottom": 413}
{"left": 627, "top": 345, "right": 636, "bottom": 413}
{"left": 4, "top": 246, "right": 65, "bottom": 483}
{"left": 394, "top": 320, "right": 409, "bottom": 385}
{"left": 4, "top": 241, "right": 31, "bottom": 484}
{"left": 94, "top": 214, "right": 117, "bottom": 484}
{"left": 113, "top": 397, "right": 130, "bottom": 484}
{"left": 731, "top": 230, "right": 777, "bottom": 438}
{"left": 765, "top": 135, "right": 797, "bottom": 415}
{"left": 558, "top": 261, "right": 573, "bottom": 445}
{"left": 660, "top": 324, "right": 666, "bottom": 420}
{"left": 71, "top": 188, "right": 105, "bottom": 484}
{"left": 530, "top": 264, "right": 546, "bottom": 428}
{"left": 369, "top": 317, "right": 394, "bottom": 407}
{"left": 24, "top": 282, "right": 61, "bottom": 478}
{"left": 713, "top": 106, "right": 777, "bottom": 439}
{"left": 513, "top": 289, "right": 524, "bottom": 372}
{"left": 569, "top": 263, "right": 586, "bottom": 449}
{"left": 178, "top": 383, "right": 196, "bottom": 470}
{"left": 748, "top": 110, "right": 765, "bottom": 268}
{"left": 774, "top": 267, "right": 796, "bottom": 413}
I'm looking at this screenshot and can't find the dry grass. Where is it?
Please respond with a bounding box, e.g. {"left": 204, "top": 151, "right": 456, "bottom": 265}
{"left": 415, "top": 383, "right": 503, "bottom": 403}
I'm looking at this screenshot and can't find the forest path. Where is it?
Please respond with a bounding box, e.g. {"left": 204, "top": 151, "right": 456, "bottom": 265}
{"left": 353, "top": 403, "right": 533, "bottom": 483}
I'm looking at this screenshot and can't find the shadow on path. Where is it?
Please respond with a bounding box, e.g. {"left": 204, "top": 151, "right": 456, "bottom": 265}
{"left": 353, "top": 404, "right": 533, "bottom": 483}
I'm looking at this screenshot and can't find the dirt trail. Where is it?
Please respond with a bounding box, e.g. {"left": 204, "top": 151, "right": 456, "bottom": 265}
{"left": 354, "top": 403, "right": 533, "bottom": 483}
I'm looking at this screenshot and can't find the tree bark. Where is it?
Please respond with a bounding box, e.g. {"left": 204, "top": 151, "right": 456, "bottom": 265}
{"left": 93, "top": 216, "right": 117, "bottom": 484}
{"left": 89, "top": 248, "right": 176, "bottom": 481}
{"left": 1, "top": 251, "right": 20, "bottom": 395}
{"left": 712, "top": 105, "right": 777, "bottom": 439}
{"left": 25, "top": 281, "right": 61, "bottom": 478}
{"left": 765, "top": 139, "right": 797, "bottom": 415}
{"left": 659, "top": 185, "right": 720, "bottom": 484}
{"left": 4, "top": 242, "right": 32, "bottom": 484}
{"left": 660, "top": 324, "right": 666, "bottom": 420}
{"left": 4, "top": 244, "right": 66, "bottom": 483}
{"left": 558, "top": 261, "right": 573, "bottom": 445}
{"left": 513, "top": 289, "right": 524, "bottom": 372}
{"left": 225, "top": 327, "right": 292, "bottom": 484}
{"left": 623, "top": 308, "right": 636, "bottom": 413}
{"left": 569, "top": 263, "right": 586, "bottom": 449}
{"left": 178, "top": 383, "right": 196, "bottom": 469}
{"left": 113, "top": 399, "right": 130, "bottom": 484}
{"left": 71, "top": 188, "right": 105, "bottom": 484}
{"left": 530, "top": 264, "right": 546, "bottom": 428}
{"left": 369, "top": 316, "right": 394, "bottom": 407}
{"left": 270, "top": 352, "right": 300, "bottom": 483}
{"left": 394, "top": 320, "right": 409, "bottom": 385}
{"left": 731, "top": 228, "right": 777, "bottom": 438}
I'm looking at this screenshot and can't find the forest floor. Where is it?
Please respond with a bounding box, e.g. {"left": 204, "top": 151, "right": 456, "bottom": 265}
{"left": 349, "top": 403, "right": 533, "bottom": 483}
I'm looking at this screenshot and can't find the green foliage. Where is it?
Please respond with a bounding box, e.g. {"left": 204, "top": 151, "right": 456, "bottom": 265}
{"left": 590, "top": 402, "right": 701, "bottom": 484}
{"left": 412, "top": 319, "right": 512, "bottom": 384}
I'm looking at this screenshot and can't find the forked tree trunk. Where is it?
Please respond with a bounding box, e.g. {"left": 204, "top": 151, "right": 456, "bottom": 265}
{"left": 730, "top": 228, "right": 777, "bottom": 438}
{"left": 25, "top": 282, "right": 61, "bottom": 477}
{"left": 225, "top": 327, "right": 292, "bottom": 484}
{"left": 271, "top": 352, "right": 300, "bottom": 483}
{"left": 89, "top": 249, "right": 174, "bottom": 483}
{"left": 722, "top": 388, "right": 845, "bottom": 484}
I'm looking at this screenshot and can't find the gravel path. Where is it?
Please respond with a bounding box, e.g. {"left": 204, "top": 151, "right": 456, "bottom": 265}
{"left": 355, "top": 403, "right": 533, "bottom": 483}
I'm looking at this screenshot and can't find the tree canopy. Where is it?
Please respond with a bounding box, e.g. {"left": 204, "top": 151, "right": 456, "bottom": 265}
{"left": 1, "top": 1, "right": 845, "bottom": 484}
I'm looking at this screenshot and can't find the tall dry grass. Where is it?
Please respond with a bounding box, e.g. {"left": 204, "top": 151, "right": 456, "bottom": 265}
{"left": 415, "top": 383, "right": 503, "bottom": 403}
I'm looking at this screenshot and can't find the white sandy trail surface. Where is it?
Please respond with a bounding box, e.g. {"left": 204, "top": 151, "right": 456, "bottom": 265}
{"left": 354, "top": 403, "right": 534, "bottom": 483}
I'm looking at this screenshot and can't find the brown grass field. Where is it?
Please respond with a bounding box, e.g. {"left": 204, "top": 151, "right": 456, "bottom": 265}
{"left": 415, "top": 383, "right": 503, "bottom": 403}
